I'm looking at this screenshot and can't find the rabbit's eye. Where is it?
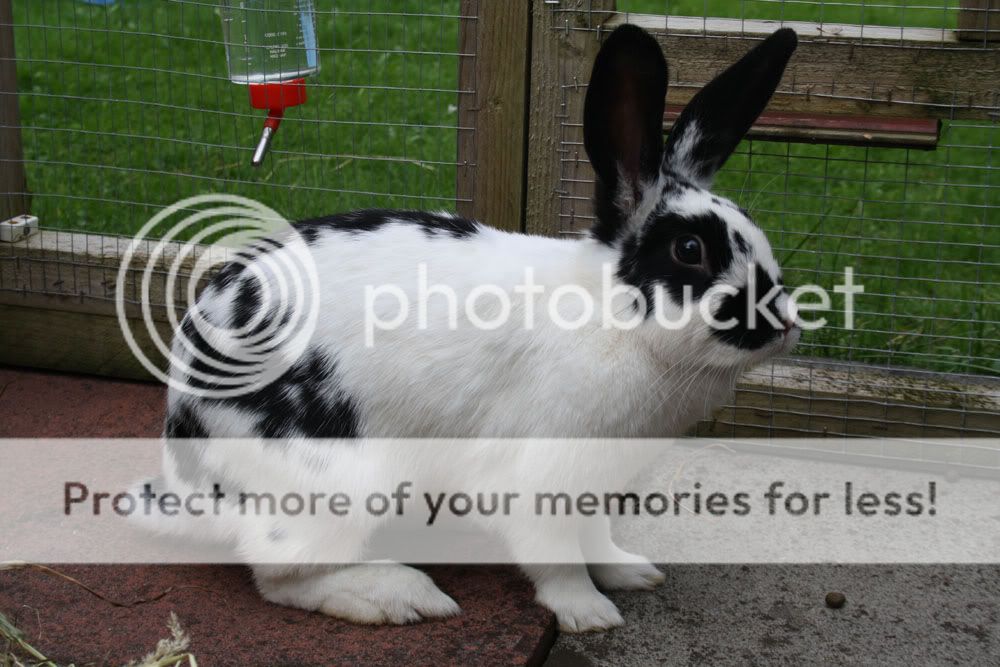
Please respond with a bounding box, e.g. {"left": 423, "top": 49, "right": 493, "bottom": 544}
{"left": 672, "top": 234, "right": 704, "bottom": 267}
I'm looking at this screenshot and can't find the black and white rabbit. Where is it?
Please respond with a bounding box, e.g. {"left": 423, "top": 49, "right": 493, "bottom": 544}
{"left": 155, "top": 25, "right": 800, "bottom": 632}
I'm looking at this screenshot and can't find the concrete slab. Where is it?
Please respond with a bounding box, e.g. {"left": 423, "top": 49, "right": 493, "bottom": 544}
{"left": 547, "top": 564, "right": 1000, "bottom": 665}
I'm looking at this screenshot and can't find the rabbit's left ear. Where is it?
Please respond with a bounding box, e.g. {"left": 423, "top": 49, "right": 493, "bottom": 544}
{"left": 583, "top": 25, "right": 668, "bottom": 244}
{"left": 664, "top": 28, "right": 798, "bottom": 188}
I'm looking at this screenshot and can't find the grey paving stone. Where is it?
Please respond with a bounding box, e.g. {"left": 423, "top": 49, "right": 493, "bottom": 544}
{"left": 548, "top": 565, "right": 1000, "bottom": 666}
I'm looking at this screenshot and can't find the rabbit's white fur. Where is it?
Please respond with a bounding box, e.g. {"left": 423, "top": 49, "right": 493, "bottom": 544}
{"left": 153, "top": 25, "right": 801, "bottom": 632}
{"left": 169, "top": 218, "right": 761, "bottom": 438}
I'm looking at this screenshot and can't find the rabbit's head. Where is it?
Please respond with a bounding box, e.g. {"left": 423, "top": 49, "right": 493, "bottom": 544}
{"left": 584, "top": 25, "right": 800, "bottom": 368}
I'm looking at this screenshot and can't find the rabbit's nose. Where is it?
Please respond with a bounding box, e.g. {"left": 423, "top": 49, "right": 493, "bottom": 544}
{"left": 782, "top": 296, "right": 799, "bottom": 331}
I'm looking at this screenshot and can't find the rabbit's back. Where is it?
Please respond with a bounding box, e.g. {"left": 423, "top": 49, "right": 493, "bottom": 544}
{"left": 164, "top": 209, "right": 639, "bottom": 440}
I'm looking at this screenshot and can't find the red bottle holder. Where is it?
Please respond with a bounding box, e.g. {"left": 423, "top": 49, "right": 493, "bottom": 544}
{"left": 248, "top": 78, "right": 308, "bottom": 166}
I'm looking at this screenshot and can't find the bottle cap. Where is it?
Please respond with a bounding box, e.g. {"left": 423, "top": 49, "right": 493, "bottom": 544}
{"left": 248, "top": 78, "right": 308, "bottom": 110}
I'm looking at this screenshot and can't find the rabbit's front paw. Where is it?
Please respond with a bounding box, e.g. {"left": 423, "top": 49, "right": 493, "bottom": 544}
{"left": 259, "top": 563, "right": 460, "bottom": 625}
{"left": 539, "top": 587, "right": 624, "bottom": 633}
{"left": 589, "top": 560, "right": 665, "bottom": 591}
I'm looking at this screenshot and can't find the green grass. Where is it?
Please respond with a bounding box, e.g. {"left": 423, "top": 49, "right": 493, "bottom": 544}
{"left": 621, "top": 0, "right": 963, "bottom": 28}
{"left": 625, "top": 0, "right": 998, "bottom": 375}
{"left": 11, "top": 0, "right": 998, "bottom": 376}
{"left": 14, "top": 0, "right": 462, "bottom": 229}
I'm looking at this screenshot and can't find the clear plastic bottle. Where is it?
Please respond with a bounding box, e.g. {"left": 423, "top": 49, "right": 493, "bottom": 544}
{"left": 219, "top": 1, "right": 320, "bottom": 165}
{"left": 220, "top": 0, "right": 319, "bottom": 85}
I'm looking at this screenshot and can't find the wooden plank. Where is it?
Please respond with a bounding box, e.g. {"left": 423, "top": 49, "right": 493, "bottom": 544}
{"left": 0, "top": 228, "right": 221, "bottom": 321}
{"left": 455, "top": 0, "right": 532, "bottom": 232}
{"left": 697, "top": 360, "right": 1000, "bottom": 441}
{"left": 0, "top": 0, "right": 29, "bottom": 221}
{"left": 958, "top": 0, "right": 1000, "bottom": 41}
{"left": 525, "top": 0, "right": 616, "bottom": 237}
{"left": 609, "top": 14, "right": 1000, "bottom": 120}
{"left": 0, "top": 303, "right": 167, "bottom": 381}
{"left": 665, "top": 106, "right": 941, "bottom": 150}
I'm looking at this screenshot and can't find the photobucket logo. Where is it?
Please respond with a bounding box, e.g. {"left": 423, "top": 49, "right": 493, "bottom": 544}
{"left": 362, "top": 264, "right": 864, "bottom": 347}
{"left": 115, "top": 194, "right": 320, "bottom": 399}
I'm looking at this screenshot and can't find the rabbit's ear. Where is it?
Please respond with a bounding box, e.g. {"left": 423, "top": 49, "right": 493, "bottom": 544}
{"left": 664, "top": 28, "right": 797, "bottom": 188}
{"left": 584, "top": 25, "right": 668, "bottom": 244}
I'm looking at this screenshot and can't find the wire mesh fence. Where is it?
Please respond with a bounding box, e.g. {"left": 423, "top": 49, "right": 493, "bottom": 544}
{"left": 7, "top": 0, "right": 472, "bottom": 235}
{"left": 557, "top": 117, "right": 1000, "bottom": 377}
{"left": 2, "top": 0, "right": 478, "bottom": 326}
{"left": 539, "top": 1, "right": 998, "bottom": 441}
{"left": 615, "top": 0, "right": 984, "bottom": 36}
{"left": 1, "top": 1, "right": 998, "bottom": 445}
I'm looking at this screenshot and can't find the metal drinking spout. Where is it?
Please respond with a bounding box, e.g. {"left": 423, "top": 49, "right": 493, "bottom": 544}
{"left": 251, "top": 109, "right": 284, "bottom": 167}
{"left": 247, "top": 79, "right": 307, "bottom": 167}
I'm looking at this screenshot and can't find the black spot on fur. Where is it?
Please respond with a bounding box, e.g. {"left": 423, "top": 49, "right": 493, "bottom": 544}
{"left": 712, "top": 264, "right": 786, "bottom": 350}
{"left": 211, "top": 261, "right": 245, "bottom": 290}
{"left": 216, "top": 349, "right": 360, "bottom": 439}
{"left": 297, "top": 225, "right": 321, "bottom": 245}
{"left": 294, "top": 210, "right": 479, "bottom": 244}
{"left": 617, "top": 211, "right": 735, "bottom": 309}
{"left": 209, "top": 238, "right": 284, "bottom": 290}
{"left": 176, "top": 316, "right": 257, "bottom": 391}
{"left": 165, "top": 401, "right": 209, "bottom": 439}
{"left": 231, "top": 277, "right": 262, "bottom": 330}
{"left": 733, "top": 231, "right": 750, "bottom": 255}
{"left": 664, "top": 172, "right": 697, "bottom": 192}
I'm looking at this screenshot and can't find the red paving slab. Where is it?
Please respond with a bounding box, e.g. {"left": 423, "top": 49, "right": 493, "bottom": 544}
{"left": 0, "top": 366, "right": 556, "bottom": 666}
{"left": 0, "top": 367, "right": 166, "bottom": 438}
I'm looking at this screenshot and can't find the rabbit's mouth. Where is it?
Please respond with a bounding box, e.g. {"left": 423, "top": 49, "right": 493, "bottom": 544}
{"left": 779, "top": 323, "right": 801, "bottom": 354}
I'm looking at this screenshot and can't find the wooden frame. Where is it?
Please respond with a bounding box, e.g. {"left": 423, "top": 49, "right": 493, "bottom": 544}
{"left": 958, "top": 0, "right": 1000, "bottom": 41}
{"left": 455, "top": 1, "right": 532, "bottom": 232}
{"left": 665, "top": 107, "right": 941, "bottom": 150}
{"left": 0, "top": 0, "right": 29, "bottom": 222}
{"left": 525, "top": 3, "right": 1000, "bottom": 239}
{"left": 525, "top": 0, "right": 617, "bottom": 239}
{"left": 0, "top": 230, "right": 221, "bottom": 379}
{"left": 698, "top": 360, "right": 1000, "bottom": 441}
{"left": 609, "top": 14, "right": 1000, "bottom": 121}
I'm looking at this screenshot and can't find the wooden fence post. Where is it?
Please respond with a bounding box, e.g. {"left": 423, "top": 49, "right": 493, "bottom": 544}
{"left": 0, "top": 0, "right": 29, "bottom": 222}
{"left": 456, "top": 1, "right": 532, "bottom": 232}
{"left": 958, "top": 0, "right": 1000, "bottom": 41}
{"left": 525, "top": 0, "right": 616, "bottom": 238}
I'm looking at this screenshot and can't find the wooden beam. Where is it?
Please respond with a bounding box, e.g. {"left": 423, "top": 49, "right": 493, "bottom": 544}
{"left": 958, "top": 0, "right": 1000, "bottom": 42}
{"left": 0, "top": 303, "right": 167, "bottom": 381}
{"left": 455, "top": 0, "right": 532, "bottom": 232}
{"left": 666, "top": 106, "right": 941, "bottom": 150}
{"left": 697, "top": 359, "right": 1000, "bottom": 443}
{"left": 0, "top": 0, "right": 29, "bottom": 221}
{"left": 609, "top": 14, "right": 1000, "bottom": 120}
{"left": 525, "top": 0, "right": 616, "bottom": 238}
{"left": 0, "top": 229, "right": 220, "bottom": 321}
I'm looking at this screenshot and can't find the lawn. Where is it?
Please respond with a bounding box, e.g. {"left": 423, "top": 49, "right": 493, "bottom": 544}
{"left": 10, "top": 0, "right": 998, "bottom": 376}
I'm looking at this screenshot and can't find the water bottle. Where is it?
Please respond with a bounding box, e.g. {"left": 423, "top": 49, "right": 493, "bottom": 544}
{"left": 220, "top": 0, "right": 319, "bottom": 84}
{"left": 219, "top": 0, "right": 320, "bottom": 165}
